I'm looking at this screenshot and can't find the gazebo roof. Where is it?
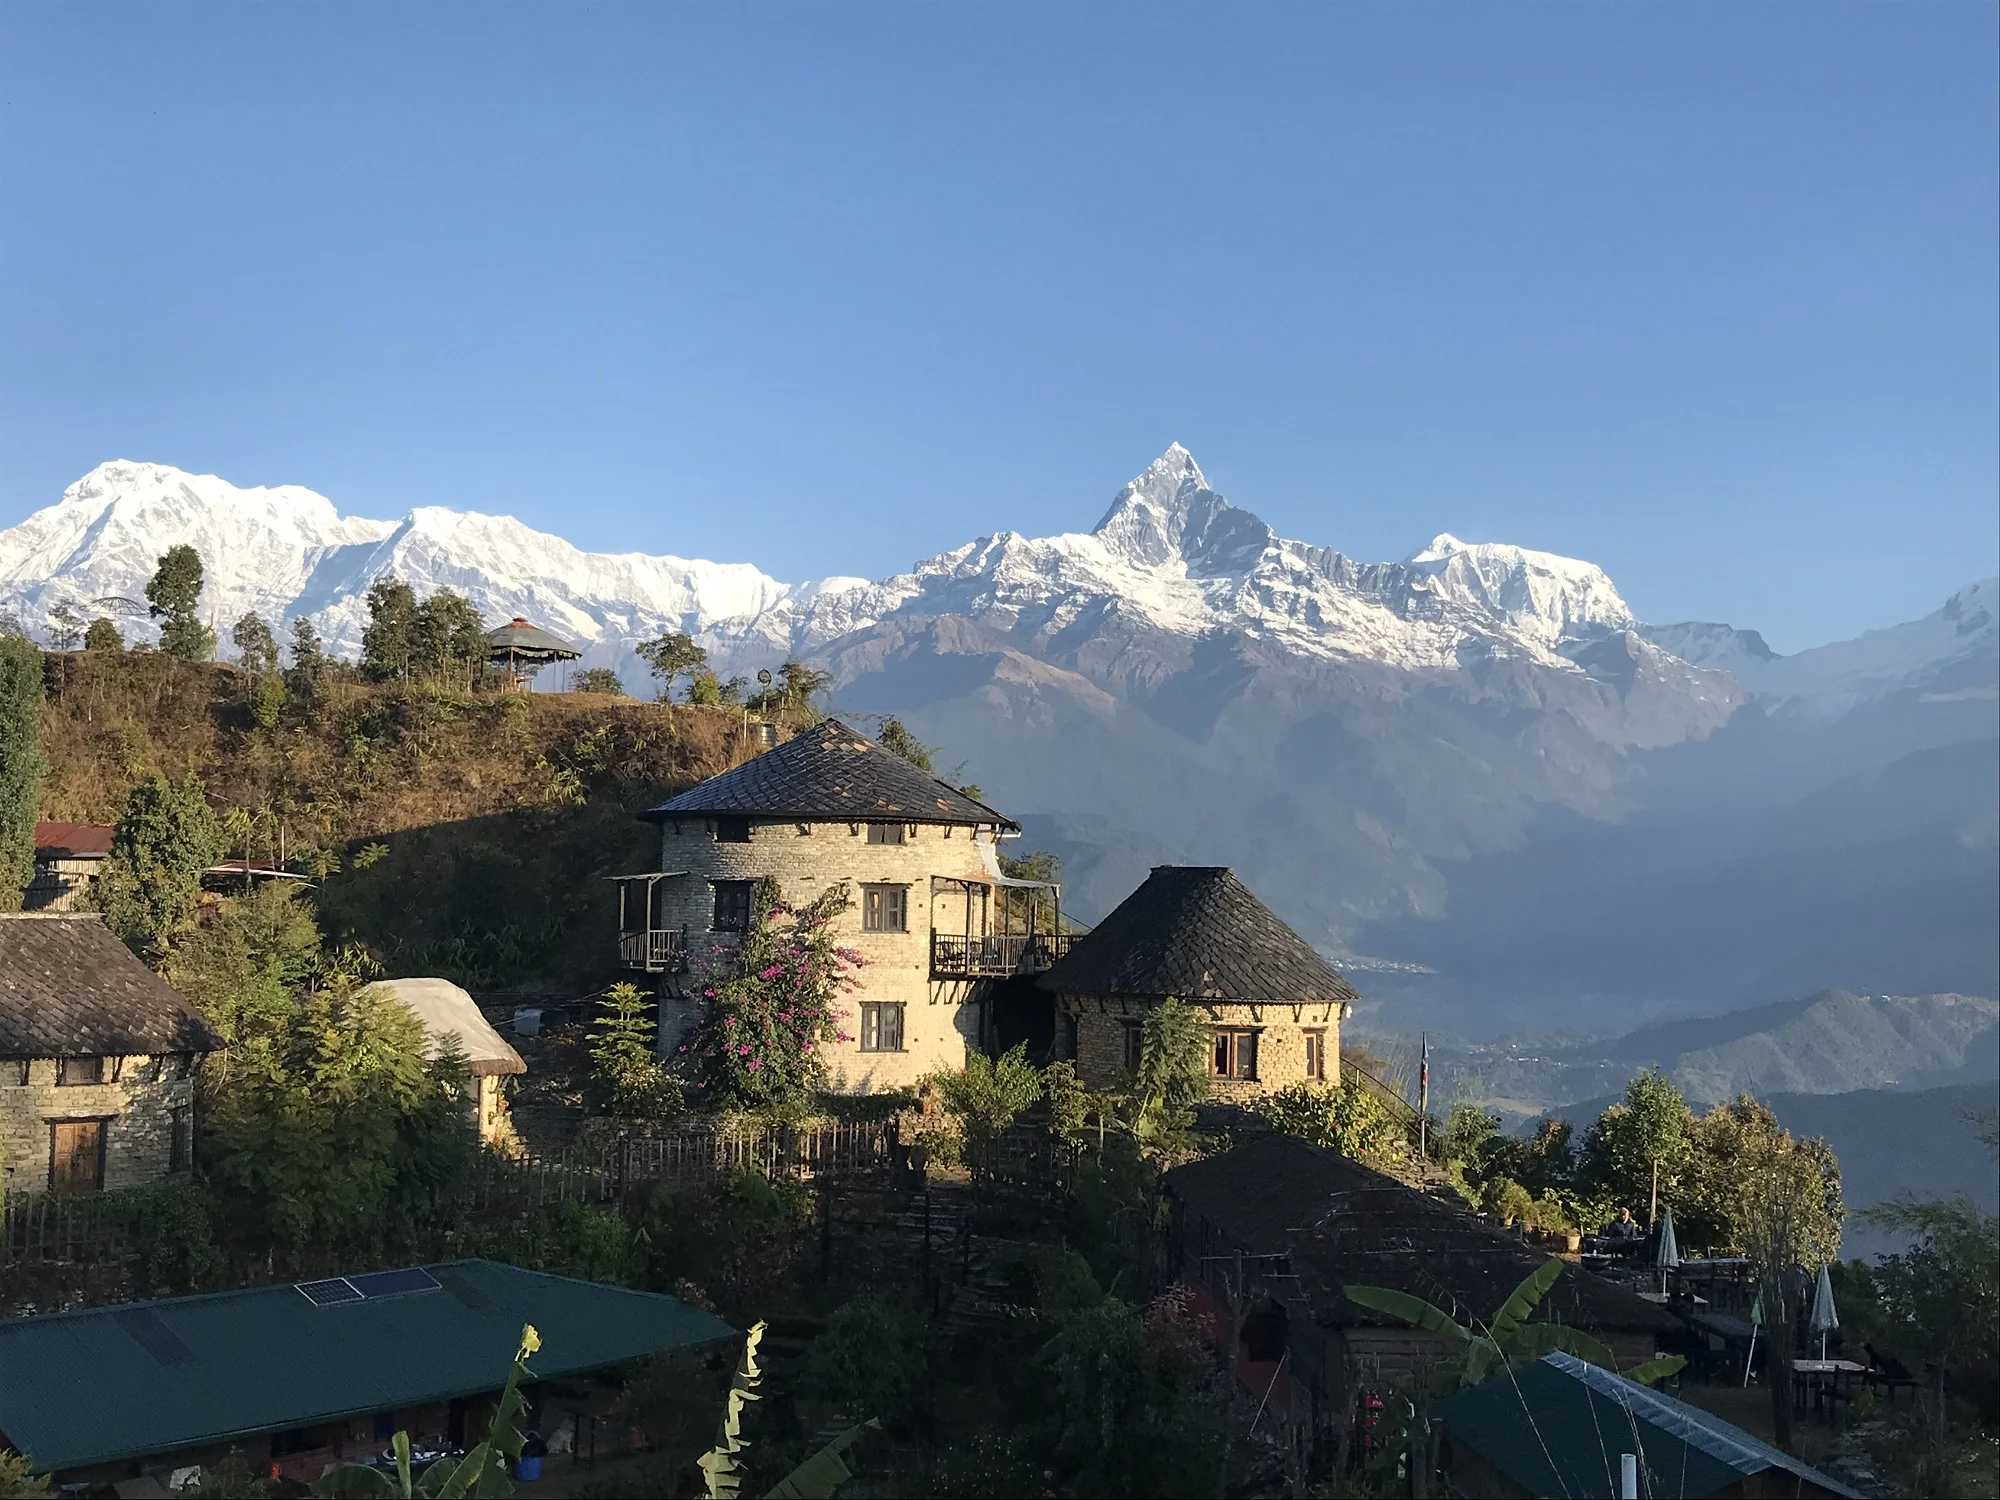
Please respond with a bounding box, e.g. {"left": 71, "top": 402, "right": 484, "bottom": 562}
{"left": 1039, "top": 865, "right": 1360, "bottom": 1005}
{"left": 484, "top": 617, "right": 579, "bottom": 661}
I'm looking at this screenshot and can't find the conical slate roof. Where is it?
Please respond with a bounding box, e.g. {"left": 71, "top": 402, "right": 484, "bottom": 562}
{"left": 642, "top": 718, "right": 1017, "bottom": 828}
{"left": 485, "top": 617, "right": 579, "bottom": 659}
{"left": 1041, "top": 866, "right": 1360, "bottom": 1005}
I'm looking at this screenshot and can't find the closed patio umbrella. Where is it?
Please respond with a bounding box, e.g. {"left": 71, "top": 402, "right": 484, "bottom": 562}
{"left": 1810, "top": 1262, "right": 1839, "bottom": 1360}
{"left": 1654, "top": 1205, "right": 1681, "bottom": 1294}
{"left": 1743, "top": 1288, "right": 1763, "bottom": 1388}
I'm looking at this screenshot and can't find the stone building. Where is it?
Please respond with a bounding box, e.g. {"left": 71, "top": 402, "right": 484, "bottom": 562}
{"left": 615, "top": 718, "right": 1064, "bottom": 1093}
{"left": 0, "top": 913, "right": 222, "bottom": 1194}
{"left": 1039, "top": 865, "right": 1359, "bottom": 1101}
{"left": 363, "top": 978, "right": 526, "bottom": 1149}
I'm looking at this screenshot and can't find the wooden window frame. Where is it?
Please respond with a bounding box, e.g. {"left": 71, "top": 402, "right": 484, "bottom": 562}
{"left": 55, "top": 1055, "right": 104, "bottom": 1088}
{"left": 859, "top": 1002, "right": 906, "bottom": 1053}
{"left": 1211, "top": 1029, "right": 1258, "bottom": 1082}
{"left": 1303, "top": 1029, "right": 1327, "bottom": 1083}
{"left": 861, "top": 884, "right": 908, "bottom": 933}
{"left": 865, "top": 822, "right": 906, "bottom": 846}
{"left": 1119, "top": 1019, "right": 1144, "bottom": 1074}
{"left": 710, "top": 880, "right": 755, "bottom": 933}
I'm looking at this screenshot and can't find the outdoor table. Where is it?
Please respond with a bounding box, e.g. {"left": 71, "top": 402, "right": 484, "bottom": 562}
{"left": 1791, "top": 1359, "right": 1866, "bottom": 1420}
{"left": 1686, "top": 1310, "right": 1757, "bottom": 1382}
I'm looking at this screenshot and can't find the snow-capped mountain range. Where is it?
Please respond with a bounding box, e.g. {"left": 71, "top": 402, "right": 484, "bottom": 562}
{"left": 3, "top": 447, "right": 1990, "bottom": 714}
{"left": 4, "top": 447, "right": 1994, "bottom": 1029}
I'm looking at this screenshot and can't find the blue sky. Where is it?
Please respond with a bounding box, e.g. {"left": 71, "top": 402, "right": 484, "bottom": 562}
{"left": 2, "top": 4, "right": 1993, "bottom": 651}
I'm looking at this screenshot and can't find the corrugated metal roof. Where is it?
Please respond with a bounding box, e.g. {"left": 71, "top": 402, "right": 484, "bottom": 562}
{"left": 0, "top": 914, "right": 223, "bottom": 1058}
{"left": 32, "top": 822, "right": 113, "bottom": 859}
{"left": 0, "top": 1259, "right": 735, "bottom": 1471}
{"left": 1434, "top": 1353, "right": 1860, "bottom": 1499}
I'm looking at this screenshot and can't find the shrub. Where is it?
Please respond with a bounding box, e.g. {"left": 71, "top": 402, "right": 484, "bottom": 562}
{"left": 1259, "top": 1077, "right": 1402, "bottom": 1158}
{"left": 805, "top": 1298, "right": 930, "bottom": 1430}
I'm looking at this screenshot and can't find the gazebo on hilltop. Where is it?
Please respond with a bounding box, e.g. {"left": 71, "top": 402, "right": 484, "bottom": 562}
{"left": 485, "top": 616, "right": 579, "bottom": 691}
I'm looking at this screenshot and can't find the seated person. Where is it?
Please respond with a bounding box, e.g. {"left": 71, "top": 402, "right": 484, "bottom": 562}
{"left": 1602, "top": 1206, "right": 1644, "bottom": 1241}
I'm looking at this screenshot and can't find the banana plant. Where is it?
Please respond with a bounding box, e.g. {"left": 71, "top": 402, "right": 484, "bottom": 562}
{"left": 1345, "top": 1258, "right": 1686, "bottom": 1390}
{"left": 699, "top": 1321, "right": 882, "bottom": 1500}
{"left": 312, "top": 1325, "right": 538, "bottom": 1498}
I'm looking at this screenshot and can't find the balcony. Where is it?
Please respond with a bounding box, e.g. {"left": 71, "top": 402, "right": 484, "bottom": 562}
{"left": 930, "top": 931, "right": 1077, "bottom": 979}
{"left": 618, "top": 927, "right": 689, "bottom": 974}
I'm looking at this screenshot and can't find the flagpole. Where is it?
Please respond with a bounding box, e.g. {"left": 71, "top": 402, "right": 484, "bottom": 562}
{"left": 1418, "top": 1032, "right": 1429, "bottom": 1161}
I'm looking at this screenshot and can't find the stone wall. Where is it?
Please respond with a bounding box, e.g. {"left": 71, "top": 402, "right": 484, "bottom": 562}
{"left": 0, "top": 1055, "right": 198, "bottom": 1194}
{"left": 648, "top": 816, "right": 1011, "bottom": 1092}
{"left": 1066, "top": 998, "right": 1346, "bottom": 1103}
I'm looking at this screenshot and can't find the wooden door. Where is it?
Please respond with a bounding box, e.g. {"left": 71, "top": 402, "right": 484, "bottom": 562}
{"left": 51, "top": 1120, "right": 104, "bottom": 1194}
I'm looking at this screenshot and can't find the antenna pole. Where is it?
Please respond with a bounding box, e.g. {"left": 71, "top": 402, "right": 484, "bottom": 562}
{"left": 1418, "top": 1031, "right": 1429, "bottom": 1161}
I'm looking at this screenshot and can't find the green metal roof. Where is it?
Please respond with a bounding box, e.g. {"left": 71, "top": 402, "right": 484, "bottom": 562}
{"left": 1434, "top": 1353, "right": 1859, "bottom": 1499}
{"left": 0, "top": 1259, "right": 735, "bottom": 1472}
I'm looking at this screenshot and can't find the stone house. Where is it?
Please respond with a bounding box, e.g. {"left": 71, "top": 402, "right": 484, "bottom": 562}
{"left": 615, "top": 718, "right": 1064, "bottom": 1093}
{"left": 362, "top": 978, "right": 527, "bottom": 1149}
{"left": 1039, "top": 865, "right": 1359, "bottom": 1100}
{"left": 0, "top": 913, "right": 222, "bottom": 1194}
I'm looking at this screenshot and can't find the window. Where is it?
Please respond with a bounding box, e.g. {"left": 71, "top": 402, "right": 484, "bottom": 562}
{"left": 3, "top": 1060, "right": 26, "bottom": 1086}
{"left": 862, "top": 885, "right": 907, "bottom": 932}
{"left": 1119, "top": 1019, "right": 1144, "bottom": 1074}
{"left": 866, "top": 822, "right": 906, "bottom": 845}
{"left": 1211, "top": 1029, "right": 1258, "bottom": 1081}
{"left": 711, "top": 880, "right": 755, "bottom": 932}
{"left": 859, "top": 1003, "right": 905, "bottom": 1052}
{"left": 170, "top": 1106, "right": 192, "bottom": 1172}
{"left": 56, "top": 1056, "right": 103, "bottom": 1087}
{"left": 1303, "top": 1030, "right": 1327, "bottom": 1083}
{"left": 714, "top": 817, "right": 752, "bottom": 843}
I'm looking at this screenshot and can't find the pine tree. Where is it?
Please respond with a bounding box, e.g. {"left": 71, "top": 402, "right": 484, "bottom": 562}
{"left": 0, "top": 633, "right": 46, "bottom": 911}
{"left": 588, "top": 982, "right": 678, "bottom": 1118}
{"left": 146, "top": 545, "right": 214, "bottom": 661}
{"left": 285, "top": 616, "right": 327, "bottom": 695}
{"left": 94, "top": 773, "right": 226, "bottom": 956}
{"left": 360, "top": 578, "right": 419, "bottom": 681}
{"left": 230, "top": 612, "right": 279, "bottom": 677}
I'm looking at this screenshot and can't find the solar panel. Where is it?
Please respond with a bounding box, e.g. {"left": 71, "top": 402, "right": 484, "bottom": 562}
{"left": 296, "top": 1277, "right": 364, "bottom": 1307}
{"left": 350, "top": 1267, "right": 442, "bottom": 1300}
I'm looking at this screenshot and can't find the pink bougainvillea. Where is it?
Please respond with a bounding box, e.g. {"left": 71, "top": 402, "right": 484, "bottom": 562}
{"left": 684, "top": 878, "right": 863, "bottom": 1113}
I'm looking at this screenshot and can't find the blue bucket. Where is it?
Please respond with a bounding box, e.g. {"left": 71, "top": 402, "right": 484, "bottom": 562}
{"left": 514, "top": 1455, "right": 543, "bottom": 1482}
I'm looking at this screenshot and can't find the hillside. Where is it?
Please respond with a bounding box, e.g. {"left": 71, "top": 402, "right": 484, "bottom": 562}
{"left": 33, "top": 650, "right": 757, "bottom": 985}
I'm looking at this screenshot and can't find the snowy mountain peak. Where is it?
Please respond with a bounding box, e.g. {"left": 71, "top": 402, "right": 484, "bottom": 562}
{"left": 1088, "top": 445, "right": 1226, "bottom": 568}
{"left": 1401, "top": 531, "right": 1633, "bottom": 647}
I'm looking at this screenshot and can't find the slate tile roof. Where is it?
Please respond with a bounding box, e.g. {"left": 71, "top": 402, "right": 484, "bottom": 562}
{"left": 1039, "top": 865, "right": 1360, "bottom": 1004}
{"left": 0, "top": 914, "right": 222, "bottom": 1057}
{"left": 1165, "top": 1134, "right": 1675, "bottom": 1336}
{"left": 642, "top": 718, "right": 1018, "bottom": 828}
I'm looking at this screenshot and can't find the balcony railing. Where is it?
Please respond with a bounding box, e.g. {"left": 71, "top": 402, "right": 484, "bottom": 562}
{"left": 618, "top": 927, "right": 689, "bottom": 974}
{"left": 930, "top": 931, "right": 1077, "bottom": 979}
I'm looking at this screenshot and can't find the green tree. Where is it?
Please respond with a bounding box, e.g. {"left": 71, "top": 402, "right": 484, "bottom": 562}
{"left": 997, "top": 848, "right": 1062, "bottom": 931}
{"left": 636, "top": 632, "right": 707, "bottom": 700}
{"left": 1260, "top": 1077, "right": 1402, "bottom": 1158}
{"left": 83, "top": 616, "right": 122, "bottom": 652}
{"left": 875, "top": 716, "right": 935, "bottom": 772}
{"left": 931, "top": 1042, "right": 1045, "bottom": 1167}
{"left": 409, "top": 589, "right": 488, "bottom": 687}
{"left": 573, "top": 666, "right": 624, "bottom": 695}
{"left": 249, "top": 671, "right": 288, "bottom": 729}
{"left": 360, "top": 578, "right": 419, "bottom": 681}
{"left": 93, "top": 773, "right": 225, "bottom": 956}
{"left": 588, "top": 981, "right": 681, "bottom": 1119}
{"left": 167, "top": 882, "right": 324, "bottom": 1048}
{"left": 285, "top": 615, "right": 328, "bottom": 694}
{"left": 45, "top": 603, "right": 86, "bottom": 652}
{"left": 146, "top": 545, "right": 214, "bottom": 660}
{"left": 1126, "top": 998, "right": 1210, "bottom": 1151}
{"left": 206, "top": 980, "right": 476, "bottom": 1256}
{"left": 231, "top": 612, "right": 279, "bottom": 677}
{"left": 805, "top": 1297, "right": 929, "bottom": 1431}
{"left": 0, "top": 633, "right": 46, "bottom": 911}
{"left": 772, "top": 659, "right": 830, "bottom": 712}
{"left": 1580, "top": 1068, "right": 1692, "bottom": 1226}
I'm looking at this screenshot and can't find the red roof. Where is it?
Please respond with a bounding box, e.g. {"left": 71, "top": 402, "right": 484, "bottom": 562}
{"left": 33, "top": 821, "right": 113, "bottom": 859}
